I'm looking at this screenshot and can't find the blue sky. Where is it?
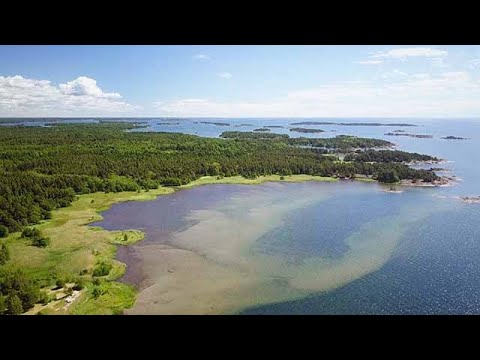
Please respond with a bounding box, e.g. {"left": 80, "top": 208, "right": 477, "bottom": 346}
{"left": 1, "top": 45, "right": 480, "bottom": 117}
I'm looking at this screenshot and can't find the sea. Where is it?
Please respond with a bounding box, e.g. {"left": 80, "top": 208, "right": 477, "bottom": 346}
{"left": 5, "top": 117, "right": 480, "bottom": 314}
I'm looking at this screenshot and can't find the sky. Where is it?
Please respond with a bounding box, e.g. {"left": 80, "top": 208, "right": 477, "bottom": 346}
{"left": 1, "top": 45, "right": 480, "bottom": 118}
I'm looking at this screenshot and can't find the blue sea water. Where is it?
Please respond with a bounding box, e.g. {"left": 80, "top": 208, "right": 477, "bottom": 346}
{"left": 7, "top": 117, "right": 480, "bottom": 314}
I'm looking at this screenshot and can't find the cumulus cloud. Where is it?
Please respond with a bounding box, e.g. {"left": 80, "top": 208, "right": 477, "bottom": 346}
{"left": 193, "top": 54, "right": 211, "bottom": 61}
{"left": 154, "top": 71, "right": 480, "bottom": 117}
{"left": 217, "top": 72, "right": 232, "bottom": 79}
{"left": 371, "top": 47, "right": 448, "bottom": 60}
{"left": 0, "top": 75, "right": 136, "bottom": 116}
{"left": 59, "top": 76, "right": 121, "bottom": 99}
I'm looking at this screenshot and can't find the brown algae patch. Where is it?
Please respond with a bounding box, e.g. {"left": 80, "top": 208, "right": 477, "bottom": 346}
{"left": 123, "top": 183, "right": 442, "bottom": 315}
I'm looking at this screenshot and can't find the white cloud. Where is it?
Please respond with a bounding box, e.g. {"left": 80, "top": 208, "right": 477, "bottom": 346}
{"left": 59, "top": 76, "right": 121, "bottom": 99}
{"left": 0, "top": 75, "right": 136, "bottom": 116}
{"left": 356, "top": 60, "right": 383, "bottom": 65}
{"left": 154, "top": 71, "right": 480, "bottom": 117}
{"left": 217, "top": 72, "right": 232, "bottom": 79}
{"left": 371, "top": 47, "right": 448, "bottom": 60}
{"left": 193, "top": 54, "right": 211, "bottom": 61}
{"left": 430, "top": 57, "right": 449, "bottom": 68}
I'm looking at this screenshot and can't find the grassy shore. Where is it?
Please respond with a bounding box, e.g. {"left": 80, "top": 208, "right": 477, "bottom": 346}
{"left": 179, "top": 174, "right": 338, "bottom": 189}
{"left": 3, "top": 174, "right": 369, "bottom": 315}
{"left": 4, "top": 188, "right": 173, "bottom": 314}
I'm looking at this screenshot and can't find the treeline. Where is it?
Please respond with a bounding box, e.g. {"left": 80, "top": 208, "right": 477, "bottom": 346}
{"left": 0, "top": 266, "right": 42, "bottom": 315}
{"left": 344, "top": 150, "right": 438, "bottom": 163}
{"left": 0, "top": 123, "right": 438, "bottom": 232}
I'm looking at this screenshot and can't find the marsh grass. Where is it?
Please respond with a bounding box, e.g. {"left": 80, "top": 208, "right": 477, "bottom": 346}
{"left": 4, "top": 187, "right": 172, "bottom": 314}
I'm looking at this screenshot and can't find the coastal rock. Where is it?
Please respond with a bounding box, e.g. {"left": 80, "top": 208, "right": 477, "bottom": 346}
{"left": 459, "top": 196, "right": 480, "bottom": 204}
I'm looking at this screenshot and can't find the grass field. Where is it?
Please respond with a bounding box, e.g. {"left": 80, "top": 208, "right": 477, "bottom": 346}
{"left": 179, "top": 174, "right": 338, "bottom": 189}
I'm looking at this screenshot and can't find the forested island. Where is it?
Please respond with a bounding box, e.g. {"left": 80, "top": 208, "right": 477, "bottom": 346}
{"left": 290, "top": 127, "right": 325, "bottom": 133}
{"left": 460, "top": 196, "right": 480, "bottom": 203}
{"left": 220, "top": 131, "right": 394, "bottom": 150}
{"left": 385, "top": 132, "right": 433, "bottom": 139}
{"left": 200, "top": 121, "right": 230, "bottom": 126}
{"left": 253, "top": 128, "right": 271, "bottom": 132}
{"left": 0, "top": 122, "right": 444, "bottom": 315}
{"left": 291, "top": 121, "right": 417, "bottom": 127}
{"left": 441, "top": 136, "right": 469, "bottom": 140}
{"left": 264, "top": 125, "right": 284, "bottom": 128}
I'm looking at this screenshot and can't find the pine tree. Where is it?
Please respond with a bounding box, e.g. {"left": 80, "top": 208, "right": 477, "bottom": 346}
{"left": 0, "top": 244, "right": 10, "bottom": 265}
{"left": 0, "top": 225, "right": 8, "bottom": 238}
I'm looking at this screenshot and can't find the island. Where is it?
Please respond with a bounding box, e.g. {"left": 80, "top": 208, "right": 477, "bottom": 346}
{"left": 221, "top": 131, "right": 395, "bottom": 150}
{"left": 459, "top": 196, "right": 480, "bottom": 204}
{"left": 290, "top": 127, "right": 325, "bottom": 133}
{"left": 235, "top": 124, "right": 254, "bottom": 127}
{"left": 253, "top": 128, "right": 271, "bottom": 132}
{"left": 264, "top": 125, "right": 284, "bottom": 128}
{"left": 441, "top": 136, "right": 469, "bottom": 140}
{"left": 384, "top": 132, "right": 433, "bottom": 139}
{"left": 200, "top": 121, "right": 231, "bottom": 126}
{"left": 157, "top": 122, "right": 180, "bottom": 126}
{"left": 291, "top": 121, "right": 417, "bottom": 127}
{"left": 0, "top": 122, "right": 448, "bottom": 315}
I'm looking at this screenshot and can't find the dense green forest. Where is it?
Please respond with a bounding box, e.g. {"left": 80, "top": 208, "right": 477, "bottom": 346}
{"left": 344, "top": 149, "right": 438, "bottom": 163}
{"left": 0, "top": 123, "right": 439, "bottom": 233}
{"left": 290, "top": 128, "right": 325, "bottom": 133}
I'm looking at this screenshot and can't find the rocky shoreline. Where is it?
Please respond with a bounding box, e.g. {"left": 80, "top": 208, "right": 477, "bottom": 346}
{"left": 399, "top": 176, "right": 456, "bottom": 187}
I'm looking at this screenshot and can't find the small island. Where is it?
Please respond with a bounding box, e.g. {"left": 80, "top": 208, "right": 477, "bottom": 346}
{"left": 264, "top": 125, "right": 284, "bottom": 128}
{"left": 459, "top": 196, "right": 480, "bottom": 204}
{"left": 200, "top": 121, "right": 231, "bottom": 126}
{"left": 385, "top": 132, "right": 433, "bottom": 139}
{"left": 290, "top": 127, "right": 325, "bottom": 133}
{"left": 235, "top": 124, "right": 254, "bottom": 127}
{"left": 157, "top": 122, "right": 180, "bottom": 126}
{"left": 441, "top": 136, "right": 469, "bottom": 140}
{"left": 253, "top": 128, "right": 271, "bottom": 132}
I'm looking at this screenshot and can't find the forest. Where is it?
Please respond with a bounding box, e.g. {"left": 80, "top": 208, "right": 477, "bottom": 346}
{"left": 343, "top": 149, "right": 438, "bottom": 163}
{"left": 0, "top": 123, "right": 439, "bottom": 233}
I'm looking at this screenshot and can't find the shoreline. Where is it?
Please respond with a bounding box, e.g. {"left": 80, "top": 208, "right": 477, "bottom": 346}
{"left": 10, "top": 173, "right": 451, "bottom": 315}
